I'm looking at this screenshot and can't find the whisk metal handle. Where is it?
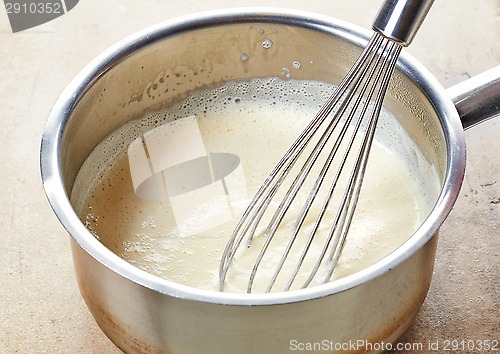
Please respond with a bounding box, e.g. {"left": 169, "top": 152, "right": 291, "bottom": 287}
{"left": 373, "top": 0, "right": 434, "bottom": 46}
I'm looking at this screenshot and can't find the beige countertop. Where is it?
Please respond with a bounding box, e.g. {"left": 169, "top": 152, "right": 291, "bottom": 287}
{"left": 0, "top": 0, "right": 498, "bottom": 352}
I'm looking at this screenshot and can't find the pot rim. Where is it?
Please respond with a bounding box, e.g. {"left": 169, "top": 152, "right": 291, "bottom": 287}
{"left": 40, "top": 7, "right": 466, "bottom": 306}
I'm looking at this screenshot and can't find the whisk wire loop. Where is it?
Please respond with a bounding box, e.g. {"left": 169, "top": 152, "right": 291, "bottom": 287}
{"left": 220, "top": 33, "right": 403, "bottom": 293}
{"left": 267, "top": 36, "right": 394, "bottom": 292}
{"left": 323, "top": 40, "right": 402, "bottom": 282}
{"left": 297, "top": 36, "right": 402, "bottom": 290}
{"left": 218, "top": 34, "right": 383, "bottom": 290}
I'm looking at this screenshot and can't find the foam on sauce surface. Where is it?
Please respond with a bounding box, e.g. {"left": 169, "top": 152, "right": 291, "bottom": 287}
{"left": 71, "top": 78, "right": 439, "bottom": 293}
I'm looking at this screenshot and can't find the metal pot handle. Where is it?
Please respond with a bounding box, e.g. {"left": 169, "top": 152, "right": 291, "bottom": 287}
{"left": 446, "top": 66, "right": 500, "bottom": 130}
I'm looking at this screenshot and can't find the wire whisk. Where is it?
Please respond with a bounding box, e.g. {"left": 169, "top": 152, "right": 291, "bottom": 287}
{"left": 219, "top": 0, "right": 434, "bottom": 293}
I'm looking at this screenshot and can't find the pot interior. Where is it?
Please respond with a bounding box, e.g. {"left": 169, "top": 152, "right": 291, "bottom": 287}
{"left": 55, "top": 12, "right": 453, "bottom": 295}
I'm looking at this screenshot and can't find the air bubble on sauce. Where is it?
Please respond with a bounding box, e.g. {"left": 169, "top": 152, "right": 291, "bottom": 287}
{"left": 293, "top": 61, "right": 301, "bottom": 69}
{"left": 240, "top": 53, "right": 249, "bottom": 62}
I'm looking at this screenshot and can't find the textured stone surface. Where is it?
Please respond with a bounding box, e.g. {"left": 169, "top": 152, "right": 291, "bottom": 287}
{"left": 0, "top": 0, "right": 498, "bottom": 352}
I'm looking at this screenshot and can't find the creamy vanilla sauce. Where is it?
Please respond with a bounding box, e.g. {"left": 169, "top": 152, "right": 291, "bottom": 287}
{"left": 71, "top": 78, "right": 439, "bottom": 293}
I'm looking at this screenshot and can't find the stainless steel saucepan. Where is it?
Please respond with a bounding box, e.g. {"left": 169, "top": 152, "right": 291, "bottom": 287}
{"left": 40, "top": 9, "right": 500, "bottom": 354}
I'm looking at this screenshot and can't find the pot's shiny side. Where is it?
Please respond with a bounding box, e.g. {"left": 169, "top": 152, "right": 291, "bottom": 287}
{"left": 71, "top": 234, "right": 437, "bottom": 353}
{"left": 41, "top": 9, "right": 465, "bottom": 354}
